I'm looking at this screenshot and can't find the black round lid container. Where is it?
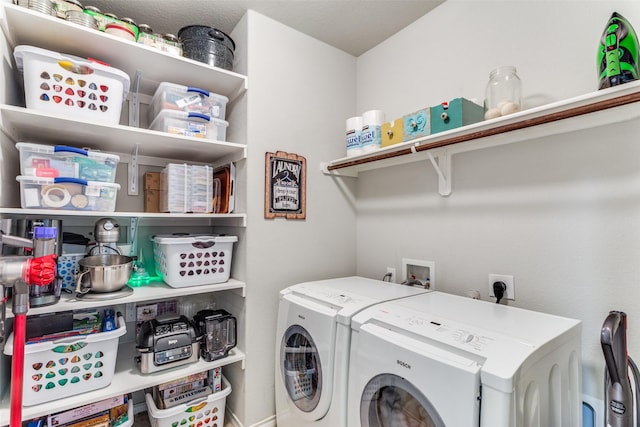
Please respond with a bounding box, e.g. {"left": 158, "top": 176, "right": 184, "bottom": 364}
{"left": 178, "top": 25, "right": 236, "bottom": 51}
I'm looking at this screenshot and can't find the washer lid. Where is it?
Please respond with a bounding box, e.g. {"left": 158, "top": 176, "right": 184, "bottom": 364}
{"left": 281, "top": 276, "right": 430, "bottom": 325}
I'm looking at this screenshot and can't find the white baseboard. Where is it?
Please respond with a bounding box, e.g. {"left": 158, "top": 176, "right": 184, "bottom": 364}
{"left": 226, "top": 411, "right": 276, "bottom": 427}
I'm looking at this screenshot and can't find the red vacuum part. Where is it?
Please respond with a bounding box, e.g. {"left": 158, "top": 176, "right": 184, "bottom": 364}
{"left": 24, "top": 254, "right": 57, "bottom": 285}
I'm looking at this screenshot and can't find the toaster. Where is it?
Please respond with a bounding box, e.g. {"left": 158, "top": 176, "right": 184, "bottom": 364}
{"left": 136, "top": 313, "right": 200, "bottom": 373}
{"left": 193, "top": 309, "right": 237, "bottom": 362}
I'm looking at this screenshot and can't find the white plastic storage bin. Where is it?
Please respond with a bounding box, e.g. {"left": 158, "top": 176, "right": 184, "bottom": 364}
{"left": 160, "top": 163, "right": 213, "bottom": 213}
{"left": 149, "top": 110, "right": 228, "bottom": 141}
{"left": 17, "top": 176, "right": 120, "bottom": 211}
{"left": 152, "top": 234, "right": 237, "bottom": 287}
{"left": 145, "top": 376, "right": 231, "bottom": 427}
{"left": 17, "top": 142, "right": 120, "bottom": 182}
{"left": 148, "top": 82, "right": 229, "bottom": 120}
{"left": 3, "top": 314, "right": 126, "bottom": 406}
{"left": 14, "top": 45, "right": 130, "bottom": 125}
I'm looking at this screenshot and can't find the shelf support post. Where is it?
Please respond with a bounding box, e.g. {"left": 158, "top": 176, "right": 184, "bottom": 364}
{"left": 129, "top": 217, "right": 139, "bottom": 257}
{"left": 128, "top": 70, "right": 142, "bottom": 128}
{"left": 426, "top": 150, "right": 452, "bottom": 196}
{"left": 128, "top": 144, "right": 139, "bottom": 196}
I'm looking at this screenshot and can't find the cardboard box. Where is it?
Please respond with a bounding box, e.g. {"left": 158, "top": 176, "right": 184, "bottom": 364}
{"left": 144, "top": 172, "right": 161, "bottom": 213}
{"left": 144, "top": 172, "right": 161, "bottom": 190}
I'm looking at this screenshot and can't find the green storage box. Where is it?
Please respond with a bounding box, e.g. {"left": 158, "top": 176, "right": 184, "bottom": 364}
{"left": 430, "top": 98, "right": 484, "bottom": 134}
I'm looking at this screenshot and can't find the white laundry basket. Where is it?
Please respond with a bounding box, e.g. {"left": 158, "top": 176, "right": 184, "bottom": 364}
{"left": 14, "top": 45, "right": 130, "bottom": 125}
{"left": 3, "top": 314, "right": 126, "bottom": 406}
{"left": 152, "top": 234, "right": 237, "bottom": 287}
{"left": 145, "top": 375, "right": 231, "bottom": 427}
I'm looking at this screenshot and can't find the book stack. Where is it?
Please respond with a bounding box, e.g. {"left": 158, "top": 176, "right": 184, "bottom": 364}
{"left": 46, "top": 394, "right": 129, "bottom": 427}
{"left": 153, "top": 367, "right": 222, "bottom": 409}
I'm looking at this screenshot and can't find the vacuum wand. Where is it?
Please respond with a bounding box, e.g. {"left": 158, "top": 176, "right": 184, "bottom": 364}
{"left": 601, "top": 311, "right": 640, "bottom": 427}
{"left": 0, "top": 253, "right": 57, "bottom": 427}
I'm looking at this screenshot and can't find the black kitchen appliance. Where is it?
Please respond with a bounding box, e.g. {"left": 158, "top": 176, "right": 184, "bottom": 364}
{"left": 194, "top": 309, "right": 237, "bottom": 362}
{"left": 601, "top": 310, "right": 640, "bottom": 427}
{"left": 136, "top": 313, "right": 200, "bottom": 374}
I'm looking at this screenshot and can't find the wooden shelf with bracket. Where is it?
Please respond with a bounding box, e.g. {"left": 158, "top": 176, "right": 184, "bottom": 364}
{"left": 322, "top": 81, "right": 640, "bottom": 195}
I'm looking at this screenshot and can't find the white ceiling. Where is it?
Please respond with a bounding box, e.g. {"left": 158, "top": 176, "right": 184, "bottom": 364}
{"left": 86, "top": 0, "right": 444, "bottom": 56}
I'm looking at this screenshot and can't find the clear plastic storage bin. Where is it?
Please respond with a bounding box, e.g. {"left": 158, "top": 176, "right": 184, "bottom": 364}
{"left": 149, "top": 110, "right": 228, "bottom": 141}
{"left": 17, "top": 176, "right": 120, "bottom": 211}
{"left": 17, "top": 142, "right": 120, "bottom": 182}
{"left": 152, "top": 234, "right": 237, "bottom": 287}
{"left": 3, "top": 314, "right": 126, "bottom": 406}
{"left": 14, "top": 45, "right": 130, "bottom": 125}
{"left": 148, "top": 81, "right": 229, "bottom": 121}
{"left": 159, "top": 163, "right": 213, "bottom": 213}
{"left": 145, "top": 376, "right": 231, "bottom": 427}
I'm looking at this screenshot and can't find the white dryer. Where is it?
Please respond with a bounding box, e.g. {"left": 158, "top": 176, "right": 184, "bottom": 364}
{"left": 275, "top": 276, "right": 431, "bottom": 427}
{"left": 348, "top": 291, "right": 582, "bottom": 427}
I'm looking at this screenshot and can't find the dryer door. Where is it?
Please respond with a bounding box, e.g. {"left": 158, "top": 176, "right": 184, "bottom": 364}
{"left": 355, "top": 323, "right": 481, "bottom": 426}
{"left": 281, "top": 324, "right": 323, "bottom": 413}
{"left": 360, "top": 373, "right": 445, "bottom": 427}
{"left": 278, "top": 293, "right": 336, "bottom": 421}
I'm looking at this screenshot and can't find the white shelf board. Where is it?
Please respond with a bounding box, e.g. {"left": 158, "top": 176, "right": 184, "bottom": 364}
{"left": 1, "top": 4, "right": 248, "bottom": 101}
{"left": 323, "top": 80, "right": 640, "bottom": 176}
{"left": 0, "top": 105, "right": 247, "bottom": 164}
{"left": 0, "top": 209, "right": 247, "bottom": 227}
{"left": 5, "top": 279, "right": 246, "bottom": 319}
{"left": 0, "top": 342, "right": 245, "bottom": 425}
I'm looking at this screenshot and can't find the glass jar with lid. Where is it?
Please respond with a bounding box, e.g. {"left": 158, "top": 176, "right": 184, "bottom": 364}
{"left": 484, "top": 66, "right": 522, "bottom": 120}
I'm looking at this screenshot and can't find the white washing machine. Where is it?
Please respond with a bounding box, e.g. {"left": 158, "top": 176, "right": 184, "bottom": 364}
{"left": 348, "top": 291, "right": 582, "bottom": 427}
{"left": 275, "top": 276, "right": 431, "bottom": 427}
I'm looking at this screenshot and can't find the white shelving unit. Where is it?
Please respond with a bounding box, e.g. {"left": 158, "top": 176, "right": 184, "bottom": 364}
{"left": 4, "top": 280, "right": 246, "bottom": 319}
{"left": 0, "top": 4, "right": 249, "bottom": 425}
{"left": 0, "top": 343, "right": 246, "bottom": 424}
{"left": 1, "top": 4, "right": 248, "bottom": 101}
{"left": 322, "top": 80, "right": 640, "bottom": 196}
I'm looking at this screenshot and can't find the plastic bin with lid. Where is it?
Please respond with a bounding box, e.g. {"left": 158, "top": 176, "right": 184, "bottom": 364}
{"left": 17, "top": 142, "right": 120, "bottom": 183}
{"left": 17, "top": 176, "right": 120, "bottom": 211}
{"left": 149, "top": 110, "right": 228, "bottom": 141}
{"left": 159, "top": 163, "right": 212, "bottom": 213}
{"left": 148, "top": 81, "right": 229, "bottom": 121}
{"left": 14, "top": 45, "right": 130, "bottom": 125}
{"left": 152, "top": 234, "right": 237, "bottom": 287}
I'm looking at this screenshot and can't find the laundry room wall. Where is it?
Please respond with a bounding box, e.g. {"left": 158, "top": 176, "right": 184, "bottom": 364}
{"left": 353, "top": 0, "right": 640, "bottom": 410}
{"left": 238, "top": 10, "right": 358, "bottom": 426}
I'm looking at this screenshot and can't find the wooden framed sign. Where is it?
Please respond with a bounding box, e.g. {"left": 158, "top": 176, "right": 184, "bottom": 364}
{"left": 265, "top": 151, "right": 306, "bottom": 219}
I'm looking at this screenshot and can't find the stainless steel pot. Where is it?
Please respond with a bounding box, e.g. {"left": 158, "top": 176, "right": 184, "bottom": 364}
{"left": 75, "top": 254, "right": 132, "bottom": 294}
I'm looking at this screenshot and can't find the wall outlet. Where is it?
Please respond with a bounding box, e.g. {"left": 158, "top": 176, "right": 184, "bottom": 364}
{"left": 402, "top": 258, "right": 435, "bottom": 289}
{"left": 386, "top": 267, "right": 396, "bottom": 283}
{"left": 489, "top": 274, "right": 515, "bottom": 301}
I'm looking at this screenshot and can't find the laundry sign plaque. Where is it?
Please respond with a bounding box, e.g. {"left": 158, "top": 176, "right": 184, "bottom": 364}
{"left": 265, "top": 151, "right": 306, "bottom": 219}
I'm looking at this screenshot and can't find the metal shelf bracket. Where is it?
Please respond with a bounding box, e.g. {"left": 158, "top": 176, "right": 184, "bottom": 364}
{"left": 128, "top": 143, "right": 139, "bottom": 195}
{"left": 426, "top": 150, "right": 452, "bottom": 196}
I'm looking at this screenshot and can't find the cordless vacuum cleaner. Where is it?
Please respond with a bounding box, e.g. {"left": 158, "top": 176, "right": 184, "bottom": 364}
{"left": 601, "top": 311, "right": 640, "bottom": 427}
